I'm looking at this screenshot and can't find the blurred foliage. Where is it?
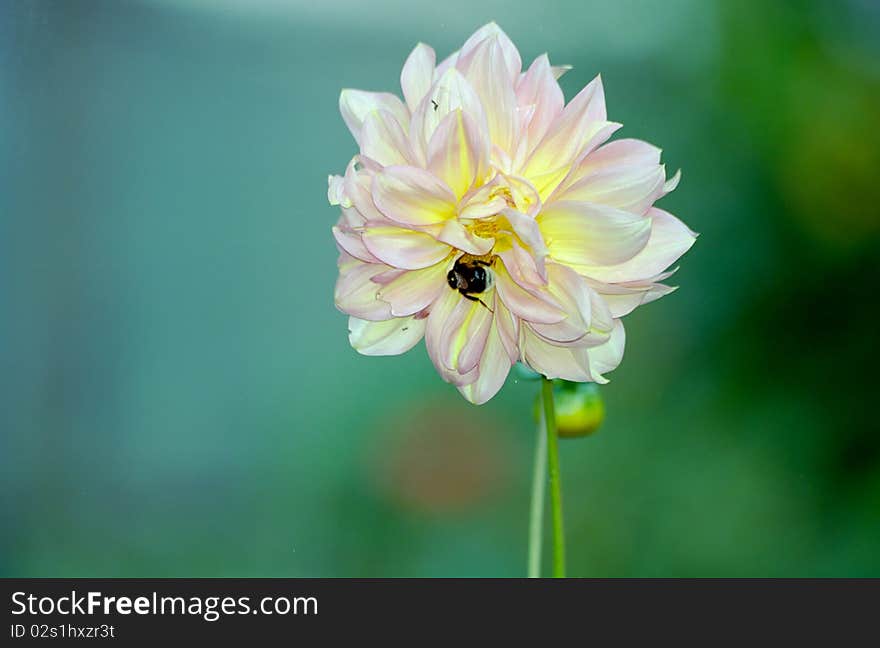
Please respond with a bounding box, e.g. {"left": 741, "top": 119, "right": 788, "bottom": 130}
{"left": 1, "top": 0, "right": 878, "bottom": 577}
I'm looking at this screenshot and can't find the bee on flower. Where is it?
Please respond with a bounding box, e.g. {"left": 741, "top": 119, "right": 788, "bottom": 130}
{"left": 329, "top": 22, "right": 696, "bottom": 404}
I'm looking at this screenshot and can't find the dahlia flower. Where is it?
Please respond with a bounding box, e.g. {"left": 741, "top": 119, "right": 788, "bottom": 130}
{"left": 330, "top": 23, "right": 695, "bottom": 404}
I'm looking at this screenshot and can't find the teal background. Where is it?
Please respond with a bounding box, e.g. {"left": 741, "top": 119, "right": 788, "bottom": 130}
{"left": 2, "top": 0, "right": 879, "bottom": 576}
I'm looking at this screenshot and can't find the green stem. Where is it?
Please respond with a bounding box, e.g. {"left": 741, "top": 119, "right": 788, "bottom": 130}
{"left": 542, "top": 377, "right": 566, "bottom": 578}
{"left": 527, "top": 403, "right": 547, "bottom": 578}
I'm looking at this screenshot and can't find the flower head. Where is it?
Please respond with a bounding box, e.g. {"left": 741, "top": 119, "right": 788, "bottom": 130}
{"left": 330, "top": 23, "right": 696, "bottom": 404}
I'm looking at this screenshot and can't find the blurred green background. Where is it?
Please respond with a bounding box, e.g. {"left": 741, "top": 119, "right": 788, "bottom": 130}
{"left": 2, "top": 0, "right": 879, "bottom": 577}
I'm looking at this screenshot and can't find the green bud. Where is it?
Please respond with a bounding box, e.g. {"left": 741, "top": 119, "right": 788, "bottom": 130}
{"left": 534, "top": 380, "right": 604, "bottom": 438}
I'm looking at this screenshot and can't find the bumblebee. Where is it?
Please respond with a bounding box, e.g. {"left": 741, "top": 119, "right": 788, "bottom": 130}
{"left": 447, "top": 255, "right": 493, "bottom": 309}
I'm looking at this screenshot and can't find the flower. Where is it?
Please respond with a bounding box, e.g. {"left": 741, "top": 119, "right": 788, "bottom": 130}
{"left": 329, "top": 23, "right": 696, "bottom": 404}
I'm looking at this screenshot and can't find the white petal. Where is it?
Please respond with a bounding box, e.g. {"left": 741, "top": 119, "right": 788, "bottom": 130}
{"left": 372, "top": 165, "right": 456, "bottom": 226}
{"left": 339, "top": 89, "right": 409, "bottom": 144}
{"left": 349, "top": 316, "right": 425, "bottom": 356}
{"left": 401, "top": 43, "right": 436, "bottom": 112}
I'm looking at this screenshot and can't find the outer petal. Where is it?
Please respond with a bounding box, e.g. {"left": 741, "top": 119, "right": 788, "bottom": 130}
{"left": 372, "top": 165, "right": 457, "bottom": 226}
{"left": 586, "top": 319, "right": 625, "bottom": 381}
{"left": 360, "top": 110, "right": 416, "bottom": 167}
{"left": 362, "top": 225, "right": 451, "bottom": 270}
{"left": 457, "top": 36, "right": 518, "bottom": 154}
{"left": 574, "top": 208, "right": 697, "bottom": 283}
{"left": 349, "top": 316, "right": 425, "bottom": 356}
{"left": 424, "top": 289, "right": 479, "bottom": 386}
{"left": 494, "top": 260, "right": 566, "bottom": 325}
{"left": 538, "top": 200, "right": 652, "bottom": 267}
{"left": 376, "top": 261, "right": 449, "bottom": 317}
{"left": 520, "top": 328, "right": 593, "bottom": 382}
{"left": 334, "top": 256, "right": 393, "bottom": 321}
{"left": 515, "top": 54, "right": 564, "bottom": 159}
{"left": 522, "top": 75, "right": 607, "bottom": 189}
{"left": 457, "top": 22, "right": 522, "bottom": 86}
{"left": 553, "top": 164, "right": 666, "bottom": 215}
{"left": 332, "top": 224, "right": 379, "bottom": 263}
{"left": 527, "top": 264, "right": 613, "bottom": 346}
{"left": 427, "top": 109, "right": 488, "bottom": 200}
{"left": 458, "top": 319, "right": 514, "bottom": 405}
{"left": 401, "top": 43, "right": 436, "bottom": 112}
{"left": 339, "top": 90, "right": 409, "bottom": 144}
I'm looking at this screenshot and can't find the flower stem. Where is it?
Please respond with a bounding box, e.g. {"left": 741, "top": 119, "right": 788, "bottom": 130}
{"left": 527, "top": 403, "right": 547, "bottom": 578}
{"left": 542, "top": 377, "right": 566, "bottom": 578}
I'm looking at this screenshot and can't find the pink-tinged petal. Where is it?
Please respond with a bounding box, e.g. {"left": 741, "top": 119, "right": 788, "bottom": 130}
{"left": 576, "top": 208, "right": 697, "bottom": 283}
{"left": 371, "top": 165, "right": 456, "bottom": 226}
{"left": 589, "top": 279, "right": 677, "bottom": 318}
{"left": 362, "top": 225, "right": 451, "bottom": 270}
{"left": 401, "top": 43, "right": 436, "bottom": 112}
{"left": 328, "top": 174, "right": 346, "bottom": 206}
{"left": 494, "top": 261, "right": 566, "bottom": 324}
{"left": 435, "top": 220, "right": 495, "bottom": 256}
{"left": 339, "top": 90, "right": 409, "bottom": 144}
{"left": 457, "top": 36, "right": 518, "bottom": 154}
{"left": 496, "top": 240, "right": 546, "bottom": 290}
{"left": 554, "top": 164, "right": 666, "bottom": 215}
{"left": 376, "top": 261, "right": 449, "bottom": 317}
{"left": 502, "top": 207, "right": 548, "bottom": 268}
{"left": 523, "top": 75, "right": 607, "bottom": 181}
{"left": 434, "top": 50, "right": 459, "bottom": 79}
{"left": 334, "top": 256, "right": 393, "bottom": 321}
{"left": 581, "top": 138, "right": 662, "bottom": 172}
{"left": 409, "top": 68, "right": 487, "bottom": 164}
{"left": 332, "top": 224, "right": 379, "bottom": 263}
{"left": 587, "top": 319, "right": 626, "bottom": 382}
{"left": 457, "top": 22, "right": 522, "bottom": 86}
{"left": 343, "top": 156, "right": 386, "bottom": 223}
{"left": 424, "top": 290, "right": 479, "bottom": 386}
{"left": 348, "top": 316, "right": 425, "bottom": 356}
{"left": 528, "top": 264, "right": 613, "bottom": 346}
{"left": 520, "top": 328, "right": 593, "bottom": 381}
{"left": 493, "top": 296, "right": 520, "bottom": 362}
{"left": 427, "top": 109, "right": 488, "bottom": 200}
{"left": 360, "top": 110, "right": 416, "bottom": 167}
{"left": 438, "top": 292, "right": 494, "bottom": 376}
{"left": 516, "top": 54, "right": 564, "bottom": 155}
{"left": 458, "top": 322, "right": 514, "bottom": 404}
{"left": 539, "top": 200, "right": 652, "bottom": 267}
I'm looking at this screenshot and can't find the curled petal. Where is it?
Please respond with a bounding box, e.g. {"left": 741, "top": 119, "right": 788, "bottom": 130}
{"left": 425, "top": 290, "right": 479, "bottom": 386}
{"left": 349, "top": 316, "right": 426, "bottom": 356}
{"left": 539, "top": 200, "right": 652, "bottom": 267}
{"left": 372, "top": 165, "right": 456, "bottom": 226}
{"left": 332, "top": 224, "right": 378, "bottom": 263}
{"left": 362, "top": 225, "right": 451, "bottom": 270}
{"left": 328, "top": 174, "right": 346, "bottom": 206}
{"left": 586, "top": 319, "right": 626, "bottom": 382}
{"left": 458, "top": 319, "right": 514, "bottom": 405}
{"left": 520, "top": 328, "right": 593, "bottom": 382}
{"left": 401, "top": 43, "right": 436, "bottom": 112}
{"left": 376, "top": 261, "right": 449, "bottom": 317}
{"left": 339, "top": 90, "right": 409, "bottom": 144}
{"left": 335, "top": 256, "right": 393, "bottom": 321}
{"left": 528, "top": 264, "right": 613, "bottom": 346}
{"left": 436, "top": 220, "right": 495, "bottom": 256}
{"left": 589, "top": 277, "right": 677, "bottom": 318}
{"left": 494, "top": 260, "right": 565, "bottom": 324}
